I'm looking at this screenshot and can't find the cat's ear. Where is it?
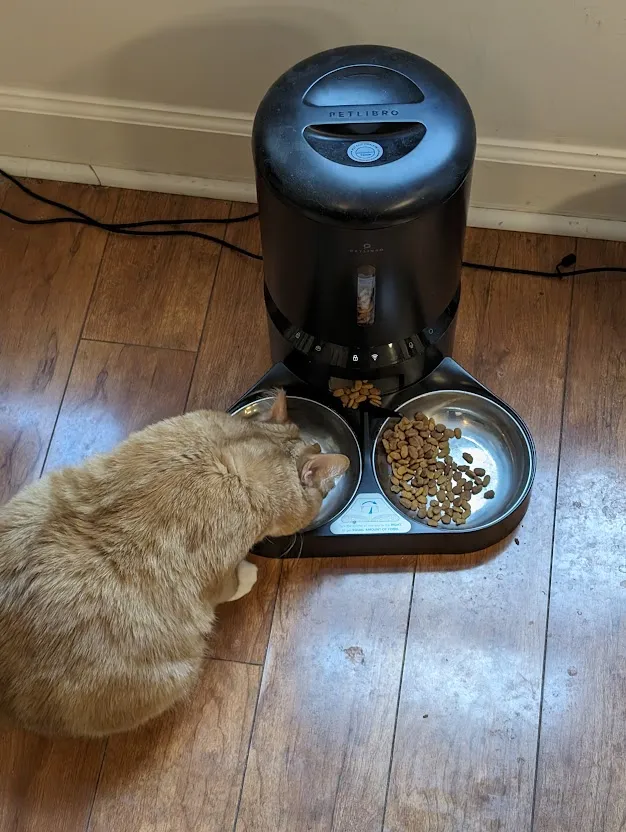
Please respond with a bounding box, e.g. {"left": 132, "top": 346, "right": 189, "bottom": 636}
{"left": 260, "top": 389, "right": 289, "bottom": 424}
{"left": 300, "top": 453, "right": 350, "bottom": 488}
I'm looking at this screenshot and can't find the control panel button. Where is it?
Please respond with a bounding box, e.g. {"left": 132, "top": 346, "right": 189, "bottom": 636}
{"left": 346, "top": 349, "right": 369, "bottom": 369}
{"left": 347, "top": 141, "right": 384, "bottom": 163}
{"left": 323, "top": 343, "right": 349, "bottom": 368}
{"left": 367, "top": 342, "right": 400, "bottom": 368}
{"left": 402, "top": 337, "right": 424, "bottom": 359}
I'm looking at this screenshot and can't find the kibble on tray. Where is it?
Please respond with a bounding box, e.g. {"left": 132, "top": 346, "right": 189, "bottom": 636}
{"left": 383, "top": 412, "right": 495, "bottom": 527}
{"left": 332, "top": 380, "right": 382, "bottom": 409}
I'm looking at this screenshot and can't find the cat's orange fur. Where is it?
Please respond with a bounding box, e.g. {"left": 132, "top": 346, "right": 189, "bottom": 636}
{"left": 0, "top": 392, "right": 348, "bottom": 737}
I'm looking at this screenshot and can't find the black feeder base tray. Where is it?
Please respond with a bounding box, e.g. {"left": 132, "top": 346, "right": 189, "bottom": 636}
{"left": 228, "top": 358, "right": 536, "bottom": 558}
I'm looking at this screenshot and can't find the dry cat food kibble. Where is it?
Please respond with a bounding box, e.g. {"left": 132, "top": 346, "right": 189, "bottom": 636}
{"left": 332, "top": 380, "right": 382, "bottom": 409}
{"left": 382, "top": 412, "right": 496, "bottom": 527}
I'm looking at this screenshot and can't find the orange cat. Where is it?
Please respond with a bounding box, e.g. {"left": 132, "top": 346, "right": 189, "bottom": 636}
{"left": 0, "top": 392, "right": 348, "bottom": 737}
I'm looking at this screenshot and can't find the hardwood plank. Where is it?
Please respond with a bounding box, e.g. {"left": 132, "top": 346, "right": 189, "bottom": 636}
{"left": 188, "top": 204, "right": 278, "bottom": 664}
{"left": 187, "top": 205, "right": 268, "bottom": 412}
{"left": 0, "top": 174, "right": 10, "bottom": 205}
{"left": 0, "top": 181, "right": 118, "bottom": 832}
{"left": 533, "top": 239, "right": 626, "bottom": 832}
{"left": 235, "top": 557, "right": 415, "bottom": 832}
{"left": 384, "top": 231, "right": 575, "bottom": 832}
{"left": 88, "top": 660, "right": 261, "bottom": 832}
{"left": 44, "top": 340, "right": 194, "bottom": 471}
{"left": 0, "top": 337, "right": 194, "bottom": 832}
{"left": 0, "top": 180, "right": 118, "bottom": 503}
{"left": 209, "top": 555, "right": 281, "bottom": 664}
{"left": 455, "top": 226, "right": 501, "bottom": 364}
{"left": 0, "top": 734, "right": 105, "bottom": 832}
{"left": 83, "top": 190, "right": 230, "bottom": 350}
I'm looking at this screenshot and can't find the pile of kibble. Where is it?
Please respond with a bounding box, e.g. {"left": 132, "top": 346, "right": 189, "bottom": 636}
{"left": 332, "top": 380, "right": 382, "bottom": 409}
{"left": 382, "top": 412, "right": 495, "bottom": 527}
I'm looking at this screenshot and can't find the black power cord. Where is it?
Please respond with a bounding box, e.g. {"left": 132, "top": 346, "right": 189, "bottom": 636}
{"left": 0, "top": 168, "right": 260, "bottom": 228}
{"left": 1, "top": 167, "right": 625, "bottom": 277}
{"left": 463, "top": 253, "right": 626, "bottom": 279}
{"left": 0, "top": 167, "right": 263, "bottom": 261}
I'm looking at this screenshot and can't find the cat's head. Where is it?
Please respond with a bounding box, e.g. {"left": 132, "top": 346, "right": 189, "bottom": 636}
{"left": 240, "top": 390, "right": 350, "bottom": 538}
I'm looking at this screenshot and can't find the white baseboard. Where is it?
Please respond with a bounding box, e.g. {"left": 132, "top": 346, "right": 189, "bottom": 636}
{"left": 2, "top": 85, "right": 626, "bottom": 240}
{"left": 0, "top": 155, "right": 100, "bottom": 185}
{"left": 467, "top": 207, "right": 626, "bottom": 242}
{"left": 93, "top": 165, "right": 257, "bottom": 203}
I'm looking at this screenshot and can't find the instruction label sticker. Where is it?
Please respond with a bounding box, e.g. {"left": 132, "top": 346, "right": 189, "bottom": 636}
{"left": 330, "top": 493, "right": 411, "bottom": 535}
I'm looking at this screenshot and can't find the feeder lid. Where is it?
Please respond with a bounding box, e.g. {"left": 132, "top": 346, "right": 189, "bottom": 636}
{"left": 253, "top": 45, "right": 476, "bottom": 226}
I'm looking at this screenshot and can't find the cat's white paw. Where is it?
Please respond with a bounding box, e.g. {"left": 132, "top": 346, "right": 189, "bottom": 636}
{"left": 228, "top": 560, "right": 259, "bottom": 602}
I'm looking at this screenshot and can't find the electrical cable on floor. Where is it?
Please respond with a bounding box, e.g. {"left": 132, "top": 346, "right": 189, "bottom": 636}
{"left": 1, "top": 167, "right": 625, "bottom": 277}
{"left": 0, "top": 167, "right": 260, "bottom": 227}
{"left": 0, "top": 205, "right": 265, "bottom": 260}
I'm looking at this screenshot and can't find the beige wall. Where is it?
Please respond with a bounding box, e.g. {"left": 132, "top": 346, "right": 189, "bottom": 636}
{"left": 1, "top": 0, "right": 626, "bottom": 228}
{"left": 2, "top": 0, "right": 625, "bottom": 146}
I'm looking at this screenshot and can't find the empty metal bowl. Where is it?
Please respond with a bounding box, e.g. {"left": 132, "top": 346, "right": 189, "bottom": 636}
{"left": 374, "top": 390, "right": 534, "bottom": 531}
{"left": 232, "top": 395, "right": 362, "bottom": 531}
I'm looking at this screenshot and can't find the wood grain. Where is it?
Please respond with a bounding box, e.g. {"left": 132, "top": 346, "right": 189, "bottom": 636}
{"left": 532, "top": 239, "right": 626, "bottom": 832}
{"left": 188, "top": 205, "right": 278, "bottom": 664}
{"left": 187, "top": 205, "right": 269, "bottom": 412}
{"left": 0, "top": 334, "right": 193, "bottom": 832}
{"left": 0, "top": 180, "right": 118, "bottom": 503}
{"left": 0, "top": 734, "right": 105, "bottom": 832}
{"left": 236, "top": 557, "right": 415, "bottom": 832}
{"left": 88, "top": 660, "right": 261, "bottom": 832}
{"left": 44, "top": 340, "right": 194, "bottom": 471}
{"left": 454, "top": 226, "right": 501, "bottom": 364}
{"left": 0, "top": 174, "right": 10, "bottom": 205}
{"left": 83, "top": 190, "right": 230, "bottom": 350}
{"left": 208, "top": 555, "right": 281, "bottom": 664}
{"left": 0, "top": 181, "right": 117, "bottom": 832}
{"left": 384, "top": 231, "right": 576, "bottom": 832}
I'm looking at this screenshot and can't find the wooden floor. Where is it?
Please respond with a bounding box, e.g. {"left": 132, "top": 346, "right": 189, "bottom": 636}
{"left": 0, "top": 179, "right": 624, "bottom": 832}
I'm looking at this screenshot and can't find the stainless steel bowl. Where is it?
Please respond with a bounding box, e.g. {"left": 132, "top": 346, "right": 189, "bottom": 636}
{"left": 374, "top": 390, "right": 534, "bottom": 531}
{"left": 232, "top": 396, "right": 362, "bottom": 531}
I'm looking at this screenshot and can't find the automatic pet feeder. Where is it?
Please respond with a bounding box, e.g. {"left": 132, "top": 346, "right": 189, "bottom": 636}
{"left": 230, "top": 45, "right": 536, "bottom": 557}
